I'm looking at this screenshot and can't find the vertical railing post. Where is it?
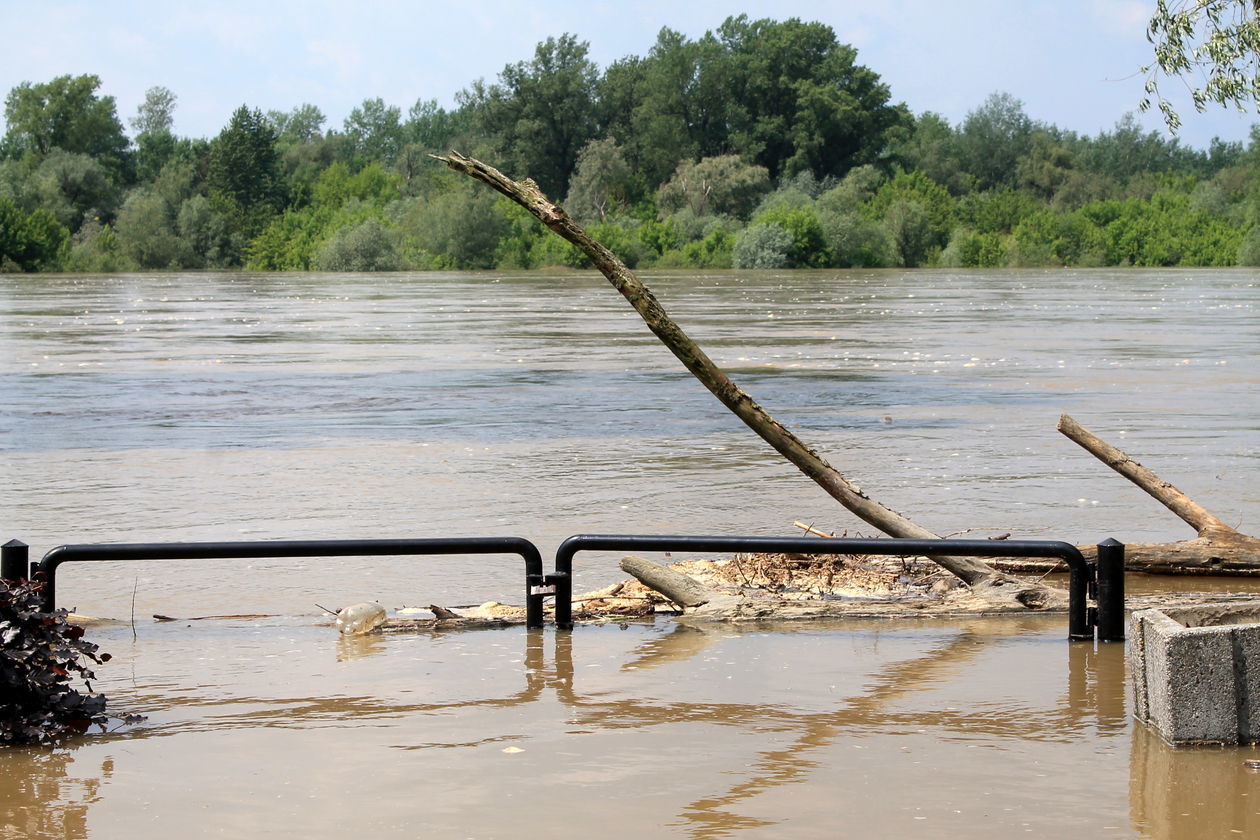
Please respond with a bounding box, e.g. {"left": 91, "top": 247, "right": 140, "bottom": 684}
{"left": 526, "top": 572, "right": 546, "bottom": 629}
{"left": 1095, "top": 538, "right": 1126, "bottom": 642}
{"left": 1067, "top": 555, "right": 1094, "bottom": 641}
{"left": 547, "top": 571, "right": 572, "bottom": 631}
{"left": 2, "top": 540, "right": 29, "bottom": 581}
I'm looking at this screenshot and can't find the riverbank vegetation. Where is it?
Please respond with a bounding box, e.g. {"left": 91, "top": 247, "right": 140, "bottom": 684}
{"left": 3, "top": 16, "right": 1259, "bottom": 274}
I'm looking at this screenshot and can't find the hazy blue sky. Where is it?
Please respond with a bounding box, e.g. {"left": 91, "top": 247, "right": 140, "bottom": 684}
{"left": 2, "top": 0, "right": 1255, "bottom": 151}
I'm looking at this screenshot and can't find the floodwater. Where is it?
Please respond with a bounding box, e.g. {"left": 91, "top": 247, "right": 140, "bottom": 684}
{"left": 1, "top": 268, "right": 1258, "bottom": 838}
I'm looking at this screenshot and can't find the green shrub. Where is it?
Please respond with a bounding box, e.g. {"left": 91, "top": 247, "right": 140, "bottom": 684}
{"left": 942, "top": 228, "right": 1010, "bottom": 267}
{"left": 753, "top": 204, "right": 832, "bottom": 267}
{"left": 732, "top": 223, "right": 792, "bottom": 268}
{"left": 688, "top": 227, "right": 735, "bottom": 268}
{"left": 818, "top": 210, "right": 892, "bottom": 267}
{"left": 315, "top": 218, "right": 403, "bottom": 271}
{"left": 0, "top": 199, "right": 69, "bottom": 272}
{"left": 1238, "top": 225, "right": 1260, "bottom": 266}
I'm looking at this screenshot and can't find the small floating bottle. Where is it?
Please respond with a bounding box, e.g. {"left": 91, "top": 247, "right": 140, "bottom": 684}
{"left": 335, "top": 602, "right": 387, "bottom": 635}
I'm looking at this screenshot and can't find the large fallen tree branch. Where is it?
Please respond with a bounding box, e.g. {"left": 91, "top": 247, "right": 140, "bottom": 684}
{"left": 435, "top": 152, "right": 1063, "bottom": 608}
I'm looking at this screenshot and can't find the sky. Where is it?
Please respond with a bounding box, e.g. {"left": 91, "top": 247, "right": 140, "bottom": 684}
{"left": 1, "top": 0, "right": 1255, "bottom": 152}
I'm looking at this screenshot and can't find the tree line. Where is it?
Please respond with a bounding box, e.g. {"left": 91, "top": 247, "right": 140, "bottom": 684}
{"left": 3, "top": 15, "right": 1259, "bottom": 274}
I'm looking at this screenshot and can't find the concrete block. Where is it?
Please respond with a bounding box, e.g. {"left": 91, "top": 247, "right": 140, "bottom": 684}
{"left": 1129, "top": 601, "right": 1260, "bottom": 745}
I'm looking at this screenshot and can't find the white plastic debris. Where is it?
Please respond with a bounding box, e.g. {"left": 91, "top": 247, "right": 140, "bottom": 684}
{"left": 335, "top": 602, "right": 387, "bottom": 635}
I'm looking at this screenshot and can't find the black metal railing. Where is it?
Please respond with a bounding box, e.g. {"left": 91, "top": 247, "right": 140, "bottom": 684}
{"left": 3, "top": 533, "right": 1125, "bottom": 641}
{"left": 15, "top": 537, "right": 546, "bottom": 625}
{"left": 549, "top": 534, "right": 1124, "bottom": 641}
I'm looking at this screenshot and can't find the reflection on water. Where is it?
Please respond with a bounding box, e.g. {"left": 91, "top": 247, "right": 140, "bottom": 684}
{"left": 0, "top": 613, "right": 1256, "bottom": 837}
{"left": 0, "top": 615, "right": 1184, "bottom": 839}
{"left": 1130, "top": 724, "right": 1260, "bottom": 837}
{"left": 0, "top": 749, "right": 111, "bottom": 839}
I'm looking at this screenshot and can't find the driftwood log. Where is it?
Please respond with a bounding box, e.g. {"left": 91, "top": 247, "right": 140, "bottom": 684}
{"left": 435, "top": 152, "right": 1064, "bottom": 610}
{"left": 619, "top": 556, "right": 713, "bottom": 607}
{"left": 613, "top": 554, "right": 1260, "bottom": 623}
{"left": 987, "top": 416, "right": 1260, "bottom": 574}
{"left": 1057, "top": 415, "right": 1260, "bottom": 574}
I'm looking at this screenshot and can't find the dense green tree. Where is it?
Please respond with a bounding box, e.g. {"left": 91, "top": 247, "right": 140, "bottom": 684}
{"left": 403, "top": 98, "right": 469, "bottom": 151}
{"left": 133, "top": 131, "right": 176, "bottom": 183}
{"left": 660, "top": 225, "right": 736, "bottom": 268}
{"left": 751, "top": 202, "right": 832, "bottom": 267}
{"left": 32, "top": 150, "right": 119, "bottom": 232}
{"left": 890, "top": 112, "right": 971, "bottom": 194}
{"left": 815, "top": 165, "right": 884, "bottom": 213}
{"left": 148, "top": 157, "right": 199, "bottom": 210}
{"left": 1237, "top": 224, "right": 1260, "bottom": 264}
{"left": 656, "top": 207, "right": 718, "bottom": 243}
{"left": 867, "top": 170, "right": 956, "bottom": 253}
{"left": 955, "top": 188, "right": 1041, "bottom": 234}
{"left": 176, "top": 195, "right": 235, "bottom": 268}
{"left": 817, "top": 209, "right": 891, "bottom": 267}
{"left": 129, "top": 89, "right": 191, "bottom": 183}
{"left": 3, "top": 75, "right": 131, "bottom": 181}
{"left": 114, "top": 190, "right": 187, "bottom": 268}
{"left": 245, "top": 206, "right": 335, "bottom": 270}
{"left": 1010, "top": 209, "right": 1101, "bottom": 266}
{"left": 208, "top": 105, "right": 285, "bottom": 241}
{"left": 63, "top": 218, "right": 126, "bottom": 272}
{"left": 462, "top": 33, "right": 599, "bottom": 197}
{"left": 883, "top": 199, "right": 936, "bottom": 267}
{"left": 316, "top": 218, "right": 403, "bottom": 271}
{"left": 1016, "top": 132, "right": 1078, "bottom": 201}
{"left": 311, "top": 161, "right": 401, "bottom": 208}
{"left": 816, "top": 169, "right": 892, "bottom": 265}
{"left": 712, "top": 16, "right": 910, "bottom": 180}
{"left": 944, "top": 229, "right": 1009, "bottom": 267}
{"left": 268, "top": 104, "right": 327, "bottom": 145}
{"left": 1083, "top": 189, "right": 1241, "bottom": 265}
{"left": 599, "top": 28, "right": 721, "bottom": 186}
{"left": 397, "top": 182, "right": 508, "bottom": 268}
{"left": 957, "top": 92, "right": 1035, "bottom": 191}
{"left": 1079, "top": 113, "right": 1201, "bottom": 181}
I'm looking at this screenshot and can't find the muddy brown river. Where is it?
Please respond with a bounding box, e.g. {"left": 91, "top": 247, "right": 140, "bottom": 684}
{"left": 1, "top": 268, "right": 1258, "bottom": 837}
